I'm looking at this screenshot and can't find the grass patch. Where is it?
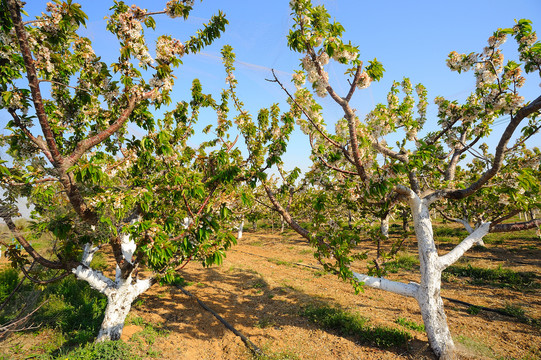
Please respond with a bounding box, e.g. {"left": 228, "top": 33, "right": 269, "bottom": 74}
{"left": 483, "top": 228, "right": 539, "bottom": 244}
{"left": 301, "top": 304, "right": 412, "bottom": 348}
{"left": 455, "top": 334, "right": 495, "bottom": 358}
{"left": 255, "top": 316, "right": 276, "bottom": 329}
{"left": 442, "top": 264, "right": 538, "bottom": 290}
{"left": 268, "top": 258, "right": 293, "bottom": 267}
{"left": 395, "top": 317, "right": 425, "bottom": 332}
{"left": 253, "top": 348, "right": 300, "bottom": 360}
{"left": 433, "top": 226, "right": 468, "bottom": 238}
{"left": 88, "top": 251, "right": 108, "bottom": 272}
{"left": 0, "top": 268, "right": 20, "bottom": 303}
{"left": 500, "top": 303, "right": 541, "bottom": 329}
{"left": 56, "top": 340, "right": 140, "bottom": 360}
{"left": 385, "top": 252, "right": 419, "bottom": 273}
{"left": 251, "top": 280, "right": 266, "bottom": 289}
{"left": 247, "top": 240, "right": 264, "bottom": 247}
{"left": 33, "top": 276, "right": 107, "bottom": 345}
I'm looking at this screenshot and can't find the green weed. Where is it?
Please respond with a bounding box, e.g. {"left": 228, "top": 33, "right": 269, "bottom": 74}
{"left": 442, "top": 264, "right": 538, "bottom": 290}
{"left": 467, "top": 306, "right": 481, "bottom": 315}
{"left": 395, "top": 317, "right": 425, "bottom": 332}
{"left": 500, "top": 303, "right": 541, "bottom": 329}
{"left": 33, "top": 276, "right": 107, "bottom": 345}
{"left": 253, "top": 349, "right": 300, "bottom": 360}
{"left": 455, "top": 334, "right": 495, "bottom": 358}
{"left": 56, "top": 340, "right": 140, "bottom": 360}
{"left": 433, "top": 226, "right": 468, "bottom": 238}
{"left": 301, "top": 304, "right": 412, "bottom": 348}
{"left": 268, "top": 258, "right": 293, "bottom": 266}
{"left": 255, "top": 316, "right": 276, "bottom": 329}
{"left": 385, "top": 253, "right": 419, "bottom": 273}
{"left": 0, "top": 268, "right": 20, "bottom": 303}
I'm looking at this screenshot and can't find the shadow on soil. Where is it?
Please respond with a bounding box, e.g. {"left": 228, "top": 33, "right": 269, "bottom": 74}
{"left": 134, "top": 263, "right": 434, "bottom": 359}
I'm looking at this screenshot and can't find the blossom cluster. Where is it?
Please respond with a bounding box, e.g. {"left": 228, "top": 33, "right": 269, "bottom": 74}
{"left": 292, "top": 70, "right": 306, "bottom": 90}
{"left": 109, "top": 5, "right": 153, "bottom": 67}
{"left": 332, "top": 48, "right": 358, "bottom": 63}
{"left": 165, "top": 0, "right": 194, "bottom": 18}
{"left": 356, "top": 72, "right": 371, "bottom": 90}
{"left": 40, "top": 2, "right": 65, "bottom": 35}
{"left": 301, "top": 54, "right": 329, "bottom": 97}
{"left": 26, "top": 31, "right": 55, "bottom": 74}
{"left": 156, "top": 36, "right": 184, "bottom": 62}
{"left": 514, "top": 25, "right": 538, "bottom": 47}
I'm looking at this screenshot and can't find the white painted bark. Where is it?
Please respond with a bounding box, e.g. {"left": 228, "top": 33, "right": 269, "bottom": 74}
{"left": 72, "top": 241, "right": 154, "bottom": 342}
{"left": 238, "top": 219, "right": 244, "bottom": 239}
{"left": 352, "top": 272, "right": 419, "bottom": 298}
{"left": 96, "top": 276, "right": 152, "bottom": 341}
{"left": 120, "top": 233, "right": 136, "bottom": 264}
{"left": 451, "top": 218, "right": 485, "bottom": 246}
{"left": 406, "top": 191, "right": 456, "bottom": 359}
{"left": 381, "top": 214, "right": 389, "bottom": 238}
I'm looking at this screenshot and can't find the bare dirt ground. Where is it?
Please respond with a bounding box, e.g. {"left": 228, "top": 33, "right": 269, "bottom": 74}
{"left": 122, "top": 229, "right": 541, "bottom": 360}
{"left": 1, "top": 225, "right": 540, "bottom": 359}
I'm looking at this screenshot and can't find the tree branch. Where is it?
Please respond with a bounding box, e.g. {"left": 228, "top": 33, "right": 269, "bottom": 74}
{"left": 352, "top": 272, "right": 419, "bottom": 299}
{"left": 490, "top": 218, "right": 541, "bottom": 233}
{"left": 0, "top": 210, "right": 78, "bottom": 270}
{"left": 445, "top": 95, "right": 541, "bottom": 200}
{"left": 438, "top": 222, "right": 491, "bottom": 270}
{"left": 6, "top": 0, "right": 63, "bottom": 166}
{"left": 7, "top": 109, "right": 54, "bottom": 163}
{"left": 66, "top": 94, "right": 141, "bottom": 167}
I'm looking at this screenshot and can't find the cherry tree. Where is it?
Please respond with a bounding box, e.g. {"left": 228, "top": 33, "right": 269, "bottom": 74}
{"left": 0, "top": 0, "right": 244, "bottom": 342}
{"left": 224, "top": 1, "right": 541, "bottom": 358}
{"left": 437, "top": 147, "right": 540, "bottom": 242}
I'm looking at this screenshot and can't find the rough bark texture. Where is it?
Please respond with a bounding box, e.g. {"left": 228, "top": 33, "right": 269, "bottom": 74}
{"left": 73, "top": 242, "right": 153, "bottom": 342}
{"left": 407, "top": 192, "right": 456, "bottom": 359}
{"left": 97, "top": 276, "right": 152, "bottom": 342}
{"left": 238, "top": 219, "right": 244, "bottom": 240}
{"left": 381, "top": 215, "right": 390, "bottom": 239}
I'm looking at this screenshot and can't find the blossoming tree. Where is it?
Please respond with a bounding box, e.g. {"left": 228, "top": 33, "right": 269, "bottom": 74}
{"left": 437, "top": 148, "right": 540, "bottom": 242}
{"left": 0, "top": 0, "right": 244, "bottom": 342}
{"left": 224, "top": 1, "right": 541, "bottom": 358}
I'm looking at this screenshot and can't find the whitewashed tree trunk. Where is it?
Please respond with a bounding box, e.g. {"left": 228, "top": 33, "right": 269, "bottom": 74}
{"left": 237, "top": 218, "right": 244, "bottom": 239}
{"left": 406, "top": 192, "right": 456, "bottom": 359}
{"left": 96, "top": 275, "right": 152, "bottom": 341}
{"left": 72, "top": 240, "right": 153, "bottom": 342}
{"left": 349, "top": 186, "right": 491, "bottom": 359}
{"left": 381, "top": 214, "right": 390, "bottom": 239}
{"left": 405, "top": 187, "right": 490, "bottom": 359}
{"left": 452, "top": 218, "right": 485, "bottom": 246}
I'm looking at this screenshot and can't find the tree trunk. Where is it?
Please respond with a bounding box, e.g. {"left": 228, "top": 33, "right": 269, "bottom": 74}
{"left": 97, "top": 276, "right": 151, "bottom": 341}
{"left": 238, "top": 219, "right": 244, "bottom": 239}
{"left": 381, "top": 214, "right": 389, "bottom": 239}
{"left": 416, "top": 265, "right": 455, "bottom": 359}
{"left": 409, "top": 193, "right": 456, "bottom": 359}
{"left": 73, "top": 244, "right": 153, "bottom": 342}
{"left": 401, "top": 209, "right": 409, "bottom": 233}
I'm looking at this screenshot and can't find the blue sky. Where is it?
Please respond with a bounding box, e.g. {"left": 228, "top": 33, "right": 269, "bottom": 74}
{"left": 3, "top": 0, "right": 541, "bottom": 179}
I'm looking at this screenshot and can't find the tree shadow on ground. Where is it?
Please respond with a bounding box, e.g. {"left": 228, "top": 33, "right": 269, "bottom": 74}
{"left": 134, "top": 264, "right": 434, "bottom": 359}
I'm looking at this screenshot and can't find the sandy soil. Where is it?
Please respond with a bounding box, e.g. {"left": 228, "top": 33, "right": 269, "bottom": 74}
{"left": 120, "top": 230, "right": 541, "bottom": 360}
